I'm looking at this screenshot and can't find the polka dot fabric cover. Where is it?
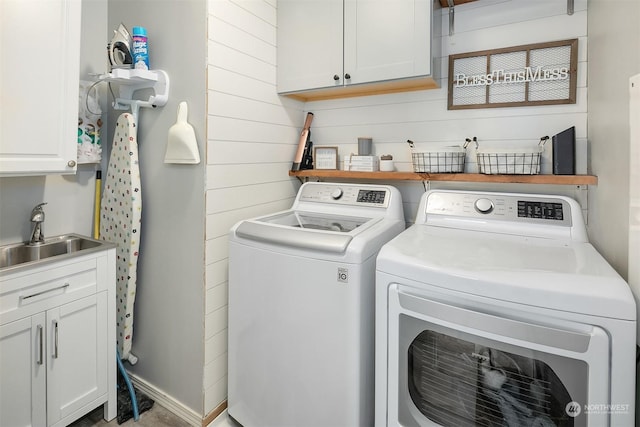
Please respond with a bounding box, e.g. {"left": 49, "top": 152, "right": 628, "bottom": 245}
{"left": 100, "top": 113, "right": 141, "bottom": 361}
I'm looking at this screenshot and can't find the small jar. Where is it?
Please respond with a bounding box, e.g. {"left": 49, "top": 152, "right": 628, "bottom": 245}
{"left": 380, "top": 154, "right": 394, "bottom": 172}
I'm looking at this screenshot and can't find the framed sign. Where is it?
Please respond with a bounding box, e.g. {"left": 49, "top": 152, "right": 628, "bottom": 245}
{"left": 448, "top": 39, "right": 578, "bottom": 110}
{"left": 314, "top": 146, "right": 338, "bottom": 170}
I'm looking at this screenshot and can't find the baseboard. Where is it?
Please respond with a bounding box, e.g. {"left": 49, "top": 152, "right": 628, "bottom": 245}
{"left": 128, "top": 372, "right": 203, "bottom": 427}
{"left": 203, "top": 401, "right": 228, "bottom": 427}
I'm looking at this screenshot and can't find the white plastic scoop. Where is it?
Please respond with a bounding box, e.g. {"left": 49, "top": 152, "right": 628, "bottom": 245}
{"left": 164, "top": 101, "right": 200, "bottom": 164}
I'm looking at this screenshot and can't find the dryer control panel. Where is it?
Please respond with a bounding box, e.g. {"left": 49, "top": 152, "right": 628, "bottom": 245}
{"left": 418, "top": 190, "right": 589, "bottom": 240}
{"left": 422, "top": 190, "right": 579, "bottom": 230}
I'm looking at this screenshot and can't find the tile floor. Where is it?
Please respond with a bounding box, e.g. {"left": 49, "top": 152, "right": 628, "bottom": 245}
{"left": 70, "top": 405, "right": 239, "bottom": 427}
{"left": 69, "top": 404, "right": 192, "bottom": 427}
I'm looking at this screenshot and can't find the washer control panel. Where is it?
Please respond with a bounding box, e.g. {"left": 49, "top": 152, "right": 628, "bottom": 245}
{"left": 331, "top": 188, "right": 344, "bottom": 200}
{"left": 425, "top": 191, "right": 573, "bottom": 227}
{"left": 298, "top": 183, "right": 390, "bottom": 208}
{"left": 474, "top": 198, "right": 494, "bottom": 214}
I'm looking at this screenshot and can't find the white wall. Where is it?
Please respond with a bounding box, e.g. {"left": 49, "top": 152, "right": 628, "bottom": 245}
{"left": 107, "top": 0, "right": 207, "bottom": 417}
{"left": 203, "top": 0, "right": 304, "bottom": 415}
{"left": 305, "top": 0, "right": 589, "bottom": 225}
{"left": 586, "top": 0, "right": 640, "bottom": 417}
{"left": 587, "top": 0, "right": 640, "bottom": 278}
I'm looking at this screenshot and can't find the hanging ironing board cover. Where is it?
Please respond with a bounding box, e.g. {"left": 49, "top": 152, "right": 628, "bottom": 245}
{"left": 100, "top": 112, "right": 142, "bottom": 361}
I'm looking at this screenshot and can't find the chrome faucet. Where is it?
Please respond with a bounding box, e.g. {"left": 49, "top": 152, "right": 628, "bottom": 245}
{"left": 29, "top": 203, "right": 47, "bottom": 245}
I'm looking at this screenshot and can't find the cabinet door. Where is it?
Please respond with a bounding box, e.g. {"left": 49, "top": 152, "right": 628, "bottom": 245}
{"left": 344, "top": 0, "right": 431, "bottom": 85}
{"left": 0, "top": 0, "right": 81, "bottom": 176}
{"left": 0, "top": 314, "right": 47, "bottom": 427}
{"left": 46, "top": 292, "right": 107, "bottom": 427}
{"left": 277, "top": 0, "right": 344, "bottom": 93}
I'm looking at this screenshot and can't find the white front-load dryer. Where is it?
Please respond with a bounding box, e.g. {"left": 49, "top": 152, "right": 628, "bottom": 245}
{"left": 228, "top": 182, "right": 405, "bottom": 427}
{"left": 375, "top": 190, "right": 636, "bottom": 427}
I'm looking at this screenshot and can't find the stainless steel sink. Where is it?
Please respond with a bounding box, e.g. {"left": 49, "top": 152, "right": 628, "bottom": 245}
{"left": 0, "top": 234, "right": 114, "bottom": 272}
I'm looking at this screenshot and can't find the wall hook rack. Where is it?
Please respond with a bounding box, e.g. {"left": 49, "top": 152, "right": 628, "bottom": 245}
{"left": 98, "top": 68, "right": 170, "bottom": 122}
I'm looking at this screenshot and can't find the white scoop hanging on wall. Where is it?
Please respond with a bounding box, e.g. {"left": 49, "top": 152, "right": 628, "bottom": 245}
{"left": 164, "top": 101, "right": 200, "bottom": 164}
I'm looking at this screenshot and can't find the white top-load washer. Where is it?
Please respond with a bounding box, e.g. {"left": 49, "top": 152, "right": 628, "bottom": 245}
{"left": 375, "top": 190, "right": 636, "bottom": 427}
{"left": 228, "top": 182, "right": 405, "bottom": 427}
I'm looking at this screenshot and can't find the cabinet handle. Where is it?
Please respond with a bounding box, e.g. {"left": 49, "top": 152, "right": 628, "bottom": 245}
{"left": 344, "top": 73, "right": 351, "bottom": 80}
{"left": 67, "top": 160, "right": 76, "bottom": 167}
{"left": 53, "top": 320, "right": 59, "bottom": 359}
{"left": 21, "top": 283, "right": 70, "bottom": 301}
{"left": 333, "top": 74, "right": 340, "bottom": 81}
{"left": 37, "top": 325, "right": 44, "bottom": 365}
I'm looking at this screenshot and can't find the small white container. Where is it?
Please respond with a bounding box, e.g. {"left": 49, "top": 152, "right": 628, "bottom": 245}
{"left": 380, "top": 159, "right": 394, "bottom": 172}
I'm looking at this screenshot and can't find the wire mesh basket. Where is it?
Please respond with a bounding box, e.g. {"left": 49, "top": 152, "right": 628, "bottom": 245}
{"left": 408, "top": 140, "right": 468, "bottom": 173}
{"left": 476, "top": 137, "right": 548, "bottom": 175}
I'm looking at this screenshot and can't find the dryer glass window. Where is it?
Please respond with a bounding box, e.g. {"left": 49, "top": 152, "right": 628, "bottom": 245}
{"left": 405, "top": 330, "right": 584, "bottom": 427}
{"left": 397, "top": 314, "right": 589, "bottom": 427}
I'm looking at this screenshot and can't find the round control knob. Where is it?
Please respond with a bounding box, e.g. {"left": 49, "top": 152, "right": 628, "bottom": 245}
{"left": 331, "top": 188, "right": 343, "bottom": 200}
{"left": 474, "top": 198, "right": 494, "bottom": 214}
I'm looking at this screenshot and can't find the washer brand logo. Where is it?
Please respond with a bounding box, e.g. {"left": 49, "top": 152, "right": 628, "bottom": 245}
{"left": 337, "top": 268, "right": 349, "bottom": 283}
{"left": 565, "top": 401, "right": 581, "bottom": 417}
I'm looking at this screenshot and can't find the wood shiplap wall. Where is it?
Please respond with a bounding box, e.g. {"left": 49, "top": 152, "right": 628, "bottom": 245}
{"left": 202, "top": 0, "right": 589, "bottom": 415}
{"left": 305, "top": 0, "right": 589, "bottom": 223}
{"left": 204, "top": 0, "right": 304, "bottom": 414}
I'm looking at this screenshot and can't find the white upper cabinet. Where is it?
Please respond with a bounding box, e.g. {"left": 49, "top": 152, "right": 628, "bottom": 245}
{"left": 277, "top": 0, "right": 344, "bottom": 94}
{"left": 0, "top": 0, "right": 81, "bottom": 176}
{"left": 277, "top": 0, "right": 438, "bottom": 100}
{"left": 343, "top": 0, "right": 431, "bottom": 84}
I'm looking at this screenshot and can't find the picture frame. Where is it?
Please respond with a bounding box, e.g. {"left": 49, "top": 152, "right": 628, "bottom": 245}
{"left": 314, "top": 146, "right": 338, "bottom": 170}
{"left": 447, "top": 39, "right": 578, "bottom": 110}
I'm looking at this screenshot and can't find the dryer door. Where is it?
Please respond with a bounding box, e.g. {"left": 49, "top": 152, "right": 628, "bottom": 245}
{"left": 387, "top": 284, "right": 610, "bottom": 427}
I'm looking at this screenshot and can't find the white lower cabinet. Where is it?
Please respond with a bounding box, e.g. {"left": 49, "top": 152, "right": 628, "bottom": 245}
{"left": 0, "top": 314, "right": 47, "bottom": 426}
{"left": 0, "top": 248, "right": 116, "bottom": 427}
{"left": 47, "top": 292, "right": 108, "bottom": 426}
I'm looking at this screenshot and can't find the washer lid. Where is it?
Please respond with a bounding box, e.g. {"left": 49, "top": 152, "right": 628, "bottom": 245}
{"left": 258, "top": 211, "right": 371, "bottom": 232}
{"left": 377, "top": 225, "right": 636, "bottom": 320}
{"left": 235, "top": 211, "right": 379, "bottom": 254}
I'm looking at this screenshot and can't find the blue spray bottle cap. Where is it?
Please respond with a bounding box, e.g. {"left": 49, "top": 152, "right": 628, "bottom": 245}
{"left": 132, "top": 26, "right": 147, "bottom": 37}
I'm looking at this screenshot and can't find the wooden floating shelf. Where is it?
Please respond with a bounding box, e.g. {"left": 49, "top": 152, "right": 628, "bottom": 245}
{"left": 289, "top": 170, "right": 598, "bottom": 186}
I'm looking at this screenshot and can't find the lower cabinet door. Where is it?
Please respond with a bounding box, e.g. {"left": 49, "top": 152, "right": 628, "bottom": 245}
{"left": 0, "top": 313, "right": 47, "bottom": 427}
{"left": 47, "top": 292, "right": 108, "bottom": 426}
